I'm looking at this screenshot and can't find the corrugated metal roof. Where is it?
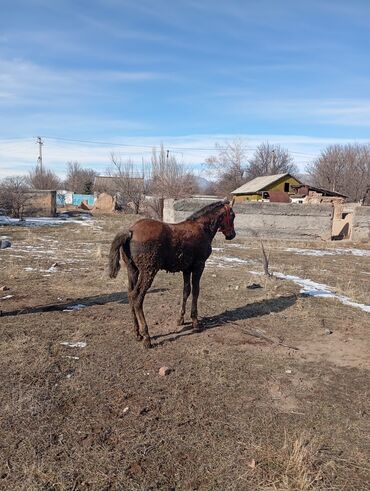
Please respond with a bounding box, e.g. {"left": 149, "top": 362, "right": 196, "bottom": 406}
{"left": 231, "top": 174, "right": 291, "bottom": 194}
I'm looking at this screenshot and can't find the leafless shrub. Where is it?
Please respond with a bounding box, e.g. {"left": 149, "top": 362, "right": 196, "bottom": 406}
{"left": 306, "top": 143, "right": 370, "bottom": 202}
{"left": 109, "top": 153, "right": 145, "bottom": 214}
{"left": 0, "top": 176, "right": 30, "bottom": 218}
{"left": 205, "top": 139, "right": 248, "bottom": 195}
{"left": 248, "top": 141, "right": 298, "bottom": 179}
{"left": 149, "top": 144, "right": 198, "bottom": 199}
{"left": 64, "top": 161, "right": 97, "bottom": 194}
{"left": 27, "top": 163, "right": 62, "bottom": 190}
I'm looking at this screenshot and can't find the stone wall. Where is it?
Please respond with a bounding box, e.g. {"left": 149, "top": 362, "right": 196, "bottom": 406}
{"left": 351, "top": 206, "right": 370, "bottom": 242}
{"left": 163, "top": 198, "right": 334, "bottom": 240}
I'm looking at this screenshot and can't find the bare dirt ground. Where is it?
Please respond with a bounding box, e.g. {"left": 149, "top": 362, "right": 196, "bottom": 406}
{"left": 0, "top": 215, "right": 369, "bottom": 490}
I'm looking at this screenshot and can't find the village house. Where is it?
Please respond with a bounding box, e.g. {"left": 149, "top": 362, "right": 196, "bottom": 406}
{"left": 94, "top": 175, "right": 144, "bottom": 195}
{"left": 231, "top": 173, "right": 302, "bottom": 203}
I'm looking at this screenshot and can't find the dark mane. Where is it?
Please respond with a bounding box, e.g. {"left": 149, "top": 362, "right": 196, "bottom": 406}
{"left": 186, "top": 201, "right": 226, "bottom": 221}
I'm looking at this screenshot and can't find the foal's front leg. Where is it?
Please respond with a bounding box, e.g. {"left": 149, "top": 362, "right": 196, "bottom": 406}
{"left": 191, "top": 262, "right": 205, "bottom": 331}
{"left": 177, "top": 270, "right": 191, "bottom": 326}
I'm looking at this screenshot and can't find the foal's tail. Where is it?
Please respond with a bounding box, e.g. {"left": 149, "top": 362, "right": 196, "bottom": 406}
{"left": 108, "top": 230, "right": 132, "bottom": 278}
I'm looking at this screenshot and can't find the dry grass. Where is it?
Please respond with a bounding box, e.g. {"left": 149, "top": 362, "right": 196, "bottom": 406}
{"left": 0, "top": 216, "right": 369, "bottom": 490}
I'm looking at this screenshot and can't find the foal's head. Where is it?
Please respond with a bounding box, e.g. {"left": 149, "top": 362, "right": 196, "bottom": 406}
{"left": 218, "top": 200, "right": 236, "bottom": 240}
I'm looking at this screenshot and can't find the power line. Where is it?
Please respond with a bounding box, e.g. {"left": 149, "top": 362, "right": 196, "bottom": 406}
{"left": 0, "top": 135, "right": 319, "bottom": 158}
{"left": 39, "top": 136, "right": 317, "bottom": 156}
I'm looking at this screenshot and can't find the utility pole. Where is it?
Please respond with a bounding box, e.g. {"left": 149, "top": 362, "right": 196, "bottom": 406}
{"left": 36, "top": 136, "right": 44, "bottom": 173}
{"left": 271, "top": 148, "right": 276, "bottom": 171}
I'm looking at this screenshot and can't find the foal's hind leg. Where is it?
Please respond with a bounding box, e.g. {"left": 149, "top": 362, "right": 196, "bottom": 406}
{"left": 127, "top": 265, "right": 141, "bottom": 341}
{"left": 131, "top": 270, "right": 157, "bottom": 348}
{"left": 177, "top": 270, "right": 191, "bottom": 326}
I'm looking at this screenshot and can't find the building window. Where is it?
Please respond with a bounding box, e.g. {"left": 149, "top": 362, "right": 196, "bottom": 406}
{"left": 284, "top": 183, "right": 290, "bottom": 192}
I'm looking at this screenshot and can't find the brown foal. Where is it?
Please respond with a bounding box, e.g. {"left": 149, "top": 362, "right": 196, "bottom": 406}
{"left": 108, "top": 199, "right": 236, "bottom": 348}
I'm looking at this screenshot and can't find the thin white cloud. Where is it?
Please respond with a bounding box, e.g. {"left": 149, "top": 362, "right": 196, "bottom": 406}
{"left": 230, "top": 98, "right": 370, "bottom": 127}
{"left": 0, "top": 58, "right": 167, "bottom": 108}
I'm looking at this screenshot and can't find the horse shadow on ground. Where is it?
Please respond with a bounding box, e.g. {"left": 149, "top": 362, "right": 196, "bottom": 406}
{"left": 152, "top": 294, "right": 298, "bottom": 347}
{"left": 0, "top": 289, "right": 168, "bottom": 317}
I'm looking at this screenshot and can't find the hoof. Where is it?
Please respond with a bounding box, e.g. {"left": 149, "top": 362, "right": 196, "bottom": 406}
{"left": 143, "top": 337, "right": 152, "bottom": 349}
{"left": 136, "top": 334, "right": 143, "bottom": 342}
{"left": 177, "top": 316, "right": 184, "bottom": 326}
{"left": 192, "top": 320, "right": 202, "bottom": 332}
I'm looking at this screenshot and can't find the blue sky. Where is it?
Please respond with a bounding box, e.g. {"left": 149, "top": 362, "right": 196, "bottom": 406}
{"left": 1, "top": 0, "right": 370, "bottom": 177}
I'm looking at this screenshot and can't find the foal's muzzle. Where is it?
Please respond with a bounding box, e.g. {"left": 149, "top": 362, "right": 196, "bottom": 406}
{"left": 225, "top": 231, "right": 236, "bottom": 240}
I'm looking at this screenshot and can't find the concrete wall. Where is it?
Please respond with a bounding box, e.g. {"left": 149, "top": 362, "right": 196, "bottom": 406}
{"left": 163, "top": 198, "right": 220, "bottom": 223}
{"left": 351, "top": 206, "right": 370, "bottom": 242}
{"left": 163, "top": 198, "right": 334, "bottom": 240}
{"left": 234, "top": 202, "right": 333, "bottom": 240}
{"left": 24, "top": 190, "right": 56, "bottom": 217}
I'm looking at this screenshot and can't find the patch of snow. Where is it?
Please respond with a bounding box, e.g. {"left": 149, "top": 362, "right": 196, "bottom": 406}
{"left": 207, "top": 255, "right": 254, "bottom": 268}
{"left": 226, "top": 243, "right": 248, "bottom": 249}
{"left": 344, "top": 248, "right": 370, "bottom": 257}
{"left": 286, "top": 247, "right": 370, "bottom": 257}
{"left": 0, "top": 216, "right": 93, "bottom": 227}
{"left": 222, "top": 256, "right": 251, "bottom": 264}
{"left": 60, "top": 341, "right": 87, "bottom": 348}
{"left": 286, "top": 248, "right": 336, "bottom": 257}
{"left": 62, "top": 304, "right": 87, "bottom": 312}
{"left": 25, "top": 266, "right": 58, "bottom": 273}
{"left": 272, "top": 272, "right": 370, "bottom": 314}
{"left": 0, "top": 294, "right": 13, "bottom": 300}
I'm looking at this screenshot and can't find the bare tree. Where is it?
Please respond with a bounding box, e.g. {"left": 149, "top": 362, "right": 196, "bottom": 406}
{"left": 247, "top": 142, "right": 297, "bottom": 179}
{"left": 27, "top": 163, "right": 62, "bottom": 190}
{"left": 0, "top": 176, "right": 30, "bottom": 218}
{"left": 205, "top": 139, "right": 248, "bottom": 194}
{"left": 150, "top": 144, "right": 198, "bottom": 199}
{"left": 64, "top": 161, "right": 97, "bottom": 194}
{"left": 306, "top": 143, "right": 370, "bottom": 201}
{"left": 109, "top": 153, "right": 144, "bottom": 214}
